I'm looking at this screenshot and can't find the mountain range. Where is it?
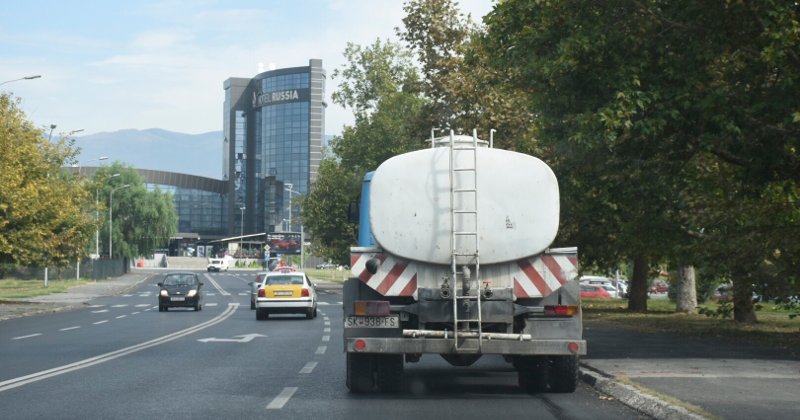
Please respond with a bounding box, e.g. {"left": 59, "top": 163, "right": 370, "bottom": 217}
{"left": 73, "top": 129, "right": 224, "bottom": 179}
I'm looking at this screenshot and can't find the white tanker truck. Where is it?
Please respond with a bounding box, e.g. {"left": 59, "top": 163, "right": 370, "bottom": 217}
{"left": 343, "top": 131, "right": 584, "bottom": 393}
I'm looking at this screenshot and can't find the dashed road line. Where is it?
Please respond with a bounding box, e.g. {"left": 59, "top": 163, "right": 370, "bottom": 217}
{"left": 322, "top": 335, "right": 330, "bottom": 342}
{"left": 0, "top": 303, "right": 239, "bottom": 393}
{"left": 93, "top": 320, "right": 109, "bottom": 325}
{"left": 12, "top": 333, "right": 42, "bottom": 340}
{"left": 299, "top": 362, "right": 317, "bottom": 374}
{"left": 111, "top": 304, "right": 128, "bottom": 308}
{"left": 266, "top": 387, "right": 297, "bottom": 410}
{"left": 59, "top": 326, "right": 80, "bottom": 332}
{"left": 116, "top": 315, "right": 127, "bottom": 319}
{"left": 91, "top": 310, "right": 109, "bottom": 314}
{"left": 205, "top": 303, "right": 218, "bottom": 307}
{"left": 323, "top": 327, "right": 331, "bottom": 333}
{"left": 135, "top": 304, "right": 150, "bottom": 307}
{"left": 315, "top": 346, "right": 327, "bottom": 354}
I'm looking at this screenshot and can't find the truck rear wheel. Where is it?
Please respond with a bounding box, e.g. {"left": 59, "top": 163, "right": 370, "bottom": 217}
{"left": 375, "top": 355, "right": 404, "bottom": 392}
{"left": 549, "top": 355, "right": 578, "bottom": 393}
{"left": 346, "top": 353, "right": 374, "bottom": 393}
{"left": 516, "top": 356, "right": 549, "bottom": 393}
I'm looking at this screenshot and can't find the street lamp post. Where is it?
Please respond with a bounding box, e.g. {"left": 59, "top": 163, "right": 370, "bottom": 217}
{"left": 0, "top": 75, "right": 41, "bottom": 86}
{"left": 239, "top": 206, "right": 246, "bottom": 259}
{"left": 109, "top": 184, "right": 131, "bottom": 258}
{"left": 284, "top": 183, "right": 304, "bottom": 268}
{"left": 79, "top": 154, "right": 106, "bottom": 177}
{"left": 96, "top": 174, "right": 120, "bottom": 258}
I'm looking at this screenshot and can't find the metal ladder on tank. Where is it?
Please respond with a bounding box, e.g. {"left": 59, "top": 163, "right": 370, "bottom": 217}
{"left": 448, "top": 130, "right": 483, "bottom": 352}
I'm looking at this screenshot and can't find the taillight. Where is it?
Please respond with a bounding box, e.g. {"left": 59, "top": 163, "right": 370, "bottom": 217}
{"left": 301, "top": 288, "right": 310, "bottom": 297}
{"left": 354, "top": 300, "right": 390, "bottom": 316}
{"left": 257, "top": 289, "right": 265, "bottom": 297}
{"left": 544, "top": 305, "right": 578, "bottom": 317}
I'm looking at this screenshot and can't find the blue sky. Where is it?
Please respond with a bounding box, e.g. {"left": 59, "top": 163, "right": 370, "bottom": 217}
{"left": 1, "top": 0, "right": 494, "bottom": 137}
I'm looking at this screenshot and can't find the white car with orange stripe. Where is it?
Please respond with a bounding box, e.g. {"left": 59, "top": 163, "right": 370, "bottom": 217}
{"left": 255, "top": 270, "right": 317, "bottom": 320}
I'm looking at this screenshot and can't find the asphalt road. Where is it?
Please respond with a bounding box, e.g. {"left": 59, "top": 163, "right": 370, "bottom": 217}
{"left": 0, "top": 271, "right": 649, "bottom": 420}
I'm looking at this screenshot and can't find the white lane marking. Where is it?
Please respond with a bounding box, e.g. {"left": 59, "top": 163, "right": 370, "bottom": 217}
{"left": 87, "top": 305, "right": 104, "bottom": 308}
{"left": 12, "top": 333, "right": 42, "bottom": 340}
{"left": 116, "top": 315, "right": 127, "bottom": 319}
{"left": 0, "top": 303, "right": 239, "bottom": 393}
{"left": 135, "top": 304, "right": 150, "bottom": 308}
{"left": 323, "top": 316, "right": 330, "bottom": 320}
{"left": 93, "top": 320, "right": 109, "bottom": 325}
{"left": 315, "top": 346, "right": 327, "bottom": 354}
{"left": 206, "top": 293, "right": 216, "bottom": 296}
{"left": 322, "top": 335, "right": 330, "bottom": 342}
{"left": 197, "top": 333, "right": 266, "bottom": 343}
{"left": 111, "top": 304, "right": 128, "bottom": 308}
{"left": 59, "top": 326, "right": 80, "bottom": 332}
{"left": 138, "top": 294, "right": 150, "bottom": 297}
{"left": 123, "top": 294, "right": 133, "bottom": 297}
{"left": 324, "top": 321, "right": 330, "bottom": 326}
{"left": 299, "top": 362, "right": 317, "bottom": 374}
{"left": 266, "top": 387, "right": 298, "bottom": 410}
{"left": 238, "top": 293, "right": 248, "bottom": 296}
{"left": 324, "top": 328, "right": 330, "bottom": 333}
{"left": 91, "top": 310, "right": 108, "bottom": 314}
{"left": 203, "top": 273, "right": 230, "bottom": 296}
{"left": 131, "top": 312, "right": 140, "bottom": 315}
{"left": 205, "top": 303, "right": 218, "bottom": 307}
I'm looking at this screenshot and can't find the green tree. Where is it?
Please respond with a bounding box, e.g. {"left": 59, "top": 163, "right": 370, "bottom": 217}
{"left": 0, "top": 94, "right": 95, "bottom": 271}
{"left": 302, "top": 39, "right": 428, "bottom": 262}
{"left": 399, "top": 0, "right": 537, "bottom": 152}
{"left": 92, "top": 163, "right": 177, "bottom": 258}
{"left": 483, "top": 0, "right": 800, "bottom": 320}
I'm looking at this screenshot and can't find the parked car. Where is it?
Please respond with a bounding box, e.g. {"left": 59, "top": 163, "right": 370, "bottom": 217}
{"left": 158, "top": 272, "right": 204, "bottom": 311}
{"left": 580, "top": 284, "right": 611, "bottom": 299}
{"left": 580, "top": 275, "right": 623, "bottom": 298}
{"left": 255, "top": 270, "right": 317, "bottom": 320}
{"left": 207, "top": 258, "right": 228, "bottom": 272}
{"left": 650, "top": 281, "right": 669, "bottom": 294}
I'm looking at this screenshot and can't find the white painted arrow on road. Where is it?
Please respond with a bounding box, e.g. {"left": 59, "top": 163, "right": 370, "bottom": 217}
{"left": 197, "top": 333, "right": 266, "bottom": 343}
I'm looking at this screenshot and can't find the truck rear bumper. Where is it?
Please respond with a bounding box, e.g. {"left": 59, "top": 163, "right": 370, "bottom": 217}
{"left": 344, "top": 337, "right": 586, "bottom": 356}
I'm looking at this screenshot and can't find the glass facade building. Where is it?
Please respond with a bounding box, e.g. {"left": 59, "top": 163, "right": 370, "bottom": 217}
{"left": 223, "top": 59, "right": 325, "bottom": 236}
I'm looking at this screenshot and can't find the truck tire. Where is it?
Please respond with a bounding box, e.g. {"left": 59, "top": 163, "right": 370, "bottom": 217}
{"left": 516, "top": 356, "right": 548, "bottom": 393}
{"left": 549, "top": 355, "right": 578, "bottom": 393}
{"left": 375, "top": 354, "right": 404, "bottom": 392}
{"left": 346, "top": 353, "right": 374, "bottom": 393}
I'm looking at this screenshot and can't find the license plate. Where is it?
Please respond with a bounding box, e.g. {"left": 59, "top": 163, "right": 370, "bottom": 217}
{"left": 171, "top": 297, "right": 185, "bottom": 302}
{"left": 274, "top": 291, "right": 293, "bottom": 296}
{"left": 345, "top": 316, "right": 399, "bottom": 328}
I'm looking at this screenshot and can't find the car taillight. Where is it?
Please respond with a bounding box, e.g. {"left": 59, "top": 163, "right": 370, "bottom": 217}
{"left": 544, "top": 305, "right": 578, "bottom": 317}
{"left": 354, "top": 300, "right": 390, "bottom": 316}
{"left": 301, "top": 288, "right": 309, "bottom": 297}
{"left": 257, "top": 289, "right": 265, "bottom": 297}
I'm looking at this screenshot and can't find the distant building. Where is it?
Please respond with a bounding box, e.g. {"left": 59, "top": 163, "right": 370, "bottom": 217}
{"left": 223, "top": 59, "right": 326, "bottom": 236}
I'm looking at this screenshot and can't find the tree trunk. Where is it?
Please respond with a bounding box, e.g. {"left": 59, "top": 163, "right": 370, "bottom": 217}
{"left": 627, "top": 255, "right": 649, "bottom": 312}
{"left": 675, "top": 264, "right": 697, "bottom": 314}
{"left": 732, "top": 277, "right": 757, "bottom": 323}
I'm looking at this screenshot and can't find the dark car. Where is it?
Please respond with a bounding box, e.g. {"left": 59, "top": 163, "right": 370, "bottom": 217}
{"left": 158, "top": 272, "right": 204, "bottom": 311}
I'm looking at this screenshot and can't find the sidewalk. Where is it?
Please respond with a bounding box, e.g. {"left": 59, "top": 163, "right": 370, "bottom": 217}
{"left": 0, "top": 272, "right": 151, "bottom": 321}
{"left": 580, "top": 320, "right": 800, "bottom": 420}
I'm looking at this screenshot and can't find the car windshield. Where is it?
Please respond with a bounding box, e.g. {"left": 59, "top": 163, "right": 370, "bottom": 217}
{"left": 164, "top": 274, "right": 196, "bottom": 286}
{"left": 265, "top": 275, "right": 304, "bottom": 285}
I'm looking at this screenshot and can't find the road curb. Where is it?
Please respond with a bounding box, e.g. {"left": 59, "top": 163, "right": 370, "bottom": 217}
{"left": 579, "top": 364, "right": 708, "bottom": 420}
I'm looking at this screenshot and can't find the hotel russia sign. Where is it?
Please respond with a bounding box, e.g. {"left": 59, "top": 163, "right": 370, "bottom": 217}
{"left": 252, "top": 88, "right": 310, "bottom": 108}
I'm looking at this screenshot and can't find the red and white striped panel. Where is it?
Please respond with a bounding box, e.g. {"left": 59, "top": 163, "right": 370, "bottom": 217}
{"left": 513, "top": 254, "right": 578, "bottom": 298}
{"left": 351, "top": 252, "right": 417, "bottom": 296}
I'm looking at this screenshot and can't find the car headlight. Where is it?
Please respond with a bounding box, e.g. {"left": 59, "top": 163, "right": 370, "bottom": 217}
{"left": 187, "top": 289, "right": 197, "bottom": 297}
{"left": 160, "top": 290, "right": 168, "bottom": 297}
